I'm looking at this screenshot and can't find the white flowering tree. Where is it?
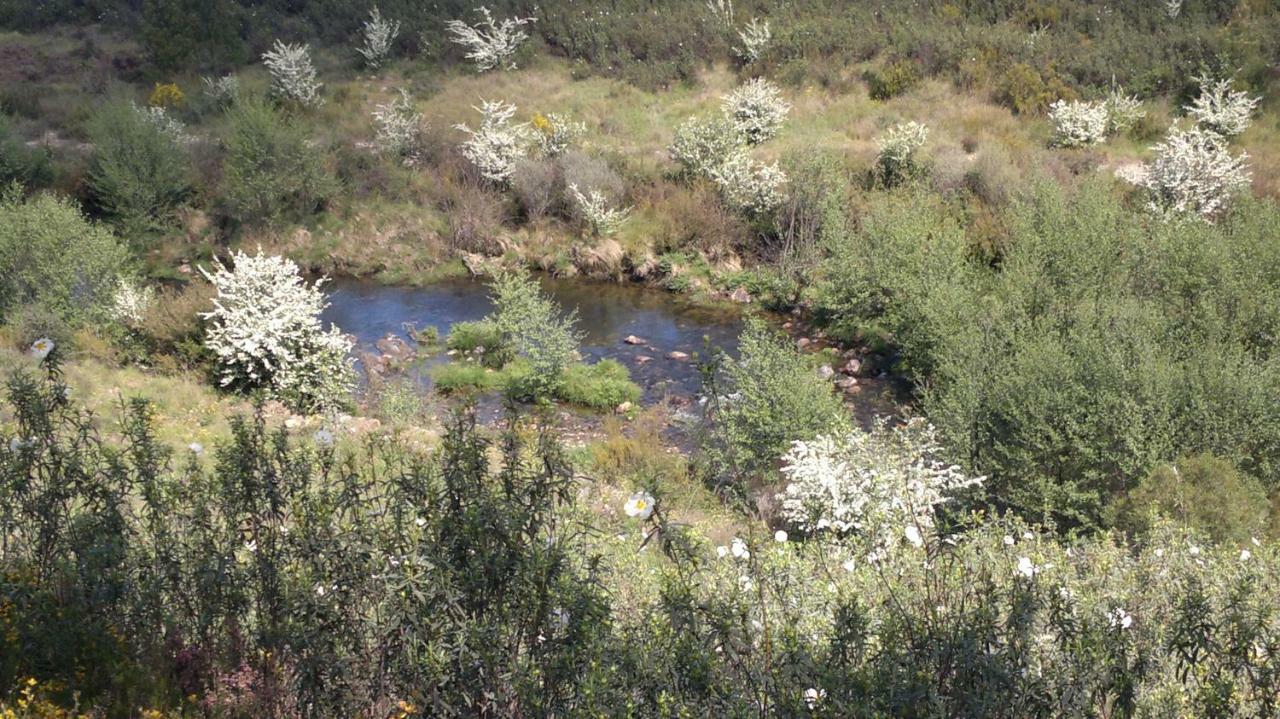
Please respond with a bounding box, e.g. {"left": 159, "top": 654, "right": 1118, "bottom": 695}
{"left": 454, "top": 99, "right": 532, "bottom": 183}
{"left": 446, "top": 6, "right": 535, "bottom": 72}
{"left": 1186, "top": 75, "right": 1260, "bottom": 137}
{"left": 1123, "top": 126, "right": 1251, "bottom": 220}
{"left": 357, "top": 6, "right": 400, "bottom": 70}
{"left": 709, "top": 150, "right": 786, "bottom": 216}
{"left": 109, "top": 278, "right": 155, "bottom": 327}
{"left": 875, "top": 121, "right": 928, "bottom": 185}
{"left": 1048, "top": 99, "right": 1109, "bottom": 148}
{"left": 532, "top": 112, "right": 586, "bottom": 157}
{"left": 705, "top": 0, "right": 734, "bottom": 27}
{"left": 776, "top": 417, "right": 984, "bottom": 548}
{"left": 133, "top": 103, "right": 193, "bottom": 144}
{"left": 567, "top": 183, "right": 631, "bottom": 236}
{"left": 722, "top": 78, "right": 790, "bottom": 145}
{"left": 201, "top": 74, "right": 239, "bottom": 105}
{"left": 201, "top": 249, "right": 354, "bottom": 413}
{"left": 372, "top": 89, "right": 424, "bottom": 162}
{"left": 735, "top": 17, "right": 771, "bottom": 63}
{"left": 263, "top": 40, "right": 323, "bottom": 107}
{"left": 669, "top": 115, "right": 742, "bottom": 177}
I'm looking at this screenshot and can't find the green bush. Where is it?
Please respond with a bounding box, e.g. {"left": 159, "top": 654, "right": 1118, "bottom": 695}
{"left": 430, "top": 360, "right": 501, "bottom": 393}
{"left": 0, "top": 114, "right": 52, "bottom": 189}
{"left": 0, "top": 187, "right": 130, "bottom": 326}
{"left": 700, "top": 317, "right": 849, "bottom": 492}
{"left": 445, "top": 319, "right": 510, "bottom": 368}
{"left": 221, "top": 97, "right": 334, "bottom": 226}
{"left": 557, "top": 359, "right": 642, "bottom": 410}
{"left": 864, "top": 58, "right": 921, "bottom": 100}
{"left": 86, "top": 100, "right": 193, "bottom": 241}
{"left": 1111, "top": 454, "right": 1270, "bottom": 544}
{"left": 488, "top": 270, "right": 582, "bottom": 401}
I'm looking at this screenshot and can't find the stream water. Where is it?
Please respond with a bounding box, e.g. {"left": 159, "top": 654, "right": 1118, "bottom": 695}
{"left": 321, "top": 276, "right": 747, "bottom": 403}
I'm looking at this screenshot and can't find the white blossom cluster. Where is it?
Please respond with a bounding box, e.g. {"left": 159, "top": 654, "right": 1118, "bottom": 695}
{"left": 133, "top": 103, "right": 193, "bottom": 144}
{"left": 1165, "top": 0, "right": 1183, "bottom": 19}
{"left": 263, "top": 40, "right": 323, "bottom": 107}
{"left": 1123, "top": 126, "right": 1251, "bottom": 220}
{"left": 567, "top": 183, "right": 631, "bottom": 236}
{"left": 722, "top": 78, "right": 790, "bottom": 145}
{"left": 1104, "top": 88, "right": 1146, "bottom": 135}
{"left": 776, "top": 417, "right": 984, "bottom": 548}
{"left": 735, "top": 17, "right": 771, "bottom": 63}
{"left": 200, "top": 249, "right": 354, "bottom": 413}
{"left": 668, "top": 115, "right": 741, "bottom": 177}
{"left": 454, "top": 99, "right": 532, "bottom": 183}
{"left": 372, "top": 89, "right": 424, "bottom": 162}
{"left": 357, "top": 6, "right": 400, "bottom": 70}
{"left": 709, "top": 150, "right": 786, "bottom": 215}
{"left": 876, "top": 121, "right": 929, "bottom": 178}
{"left": 109, "top": 278, "right": 155, "bottom": 327}
{"left": 532, "top": 112, "right": 586, "bottom": 157}
{"left": 705, "top": 0, "right": 734, "bottom": 28}
{"left": 201, "top": 74, "right": 240, "bottom": 105}
{"left": 1048, "top": 99, "right": 1110, "bottom": 147}
{"left": 446, "top": 6, "right": 535, "bottom": 72}
{"left": 1186, "top": 75, "right": 1260, "bottom": 137}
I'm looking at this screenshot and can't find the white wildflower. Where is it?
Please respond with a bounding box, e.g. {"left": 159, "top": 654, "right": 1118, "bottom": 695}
{"left": 454, "top": 99, "right": 531, "bottom": 183}
{"left": 1240, "top": 549, "right": 1252, "bottom": 562}
{"left": 314, "top": 429, "right": 335, "bottom": 447}
{"left": 717, "top": 545, "right": 730, "bottom": 559}
{"left": 262, "top": 40, "right": 323, "bottom": 107}
{"left": 803, "top": 687, "right": 827, "bottom": 710}
{"left": 29, "top": 337, "right": 54, "bottom": 361}
{"left": 446, "top": 6, "right": 534, "bottom": 72}
{"left": 1003, "top": 535, "right": 1016, "bottom": 546}
{"left": 1048, "top": 99, "right": 1109, "bottom": 147}
{"left": 623, "top": 491, "right": 655, "bottom": 520}
{"left": 1109, "top": 607, "right": 1133, "bottom": 630}
{"left": 722, "top": 78, "right": 789, "bottom": 145}
{"left": 730, "top": 537, "right": 750, "bottom": 560}
{"left": 1186, "top": 75, "right": 1260, "bottom": 137}
{"left": 188, "top": 442, "right": 204, "bottom": 455}
{"left": 774, "top": 529, "right": 788, "bottom": 543}
{"left": 904, "top": 524, "right": 924, "bottom": 548}
{"left": 1016, "top": 556, "right": 1037, "bottom": 578}
{"left": 357, "top": 6, "right": 400, "bottom": 70}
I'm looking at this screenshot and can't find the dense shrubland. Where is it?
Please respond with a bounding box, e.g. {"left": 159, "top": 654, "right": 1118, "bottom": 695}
{"left": 1, "top": 0, "right": 1279, "bottom": 713}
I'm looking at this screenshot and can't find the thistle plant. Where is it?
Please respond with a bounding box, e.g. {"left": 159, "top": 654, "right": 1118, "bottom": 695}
{"left": 446, "top": 6, "right": 535, "bottom": 72}
{"left": 722, "top": 78, "right": 790, "bottom": 145}
{"left": 454, "top": 99, "right": 531, "bottom": 183}
{"left": 531, "top": 112, "right": 586, "bottom": 157}
{"left": 735, "top": 17, "right": 771, "bottom": 63}
{"left": 710, "top": 150, "right": 787, "bottom": 215}
{"left": 200, "top": 248, "right": 353, "bottom": 413}
{"left": 669, "top": 115, "right": 741, "bottom": 177}
{"left": 357, "top": 6, "right": 400, "bottom": 70}
{"left": 372, "top": 89, "right": 424, "bottom": 162}
{"left": 1123, "top": 126, "right": 1251, "bottom": 220}
{"left": 567, "top": 183, "right": 631, "bottom": 236}
{"left": 262, "top": 40, "right": 323, "bottom": 107}
{"left": 1186, "top": 75, "right": 1261, "bottom": 137}
{"left": 876, "top": 120, "right": 929, "bottom": 185}
{"left": 1048, "top": 99, "right": 1109, "bottom": 147}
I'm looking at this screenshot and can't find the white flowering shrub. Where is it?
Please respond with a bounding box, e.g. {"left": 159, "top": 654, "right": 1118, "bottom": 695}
{"left": 735, "top": 17, "right": 770, "bottom": 63}
{"left": 669, "top": 115, "right": 741, "bottom": 177}
{"left": 372, "top": 89, "right": 424, "bottom": 162}
{"left": 446, "top": 6, "right": 535, "bottom": 72}
{"left": 777, "top": 417, "right": 984, "bottom": 547}
{"left": 1103, "top": 87, "right": 1146, "bottom": 135}
{"left": 1124, "top": 127, "right": 1251, "bottom": 219}
{"left": 357, "top": 6, "right": 400, "bottom": 70}
{"left": 201, "top": 74, "right": 239, "bottom": 105}
{"left": 709, "top": 150, "right": 786, "bottom": 215}
{"left": 567, "top": 183, "right": 631, "bottom": 236}
{"left": 722, "top": 78, "right": 790, "bottom": 145}
{"left": 532, "top": 112, "right": 586, "bottom": 157}
{"left": 109, "top": 278, "right": 155, "bottom": 327}
{"left": 1048, "top": 99, "right": 1109, "bottom": 147}
{"left": 1164, "top": 0, "right": 1183, "bottom": 18}
{"left": 454, "top": 99, "right": 531, "bottom": 183}
{"left": 200, "top": 249, "right": 354, "bottom": 413}
{"left": 705, "top": 0, "right": 734, "bottom": 27}
{"left": 1186, "top": 75, "right": 1261, "bottom": 137}
{"left": 262, "top": 40, "right": 323, "bottom": 108}
{"left": 133, "top": 103, "right": 192, "bottom": 144}
{"left": 875, "top": 120, "right": 929, "bottom": 185}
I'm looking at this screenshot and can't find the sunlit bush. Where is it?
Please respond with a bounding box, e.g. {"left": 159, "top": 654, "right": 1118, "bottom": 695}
{"left": 1123, "top": 126, "right": 1251, "bottom": 220}
{"left": 454, "top": 99, "right": 531, "bottom": 183}
{"left": 1186, "top": 75, "right": 1260, "bottom": 137}
{"left": 668, "top": 115, "right": 741, "bottom": 177}
{"left": 262, "top": 39, "right": 323, "bottom": 107}
{"left": 721, "top": 78, "right": 790, "bottom": 145}
{"left": 1048, "top": 99, "right": 1108, "bottom": 147}
{"left": 709, "top": 150, "right": 787, "bottom": 216}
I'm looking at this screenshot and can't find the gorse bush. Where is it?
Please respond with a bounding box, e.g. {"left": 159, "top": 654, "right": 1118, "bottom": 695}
{"left": 0, "top": 186, "right": 130, "bottom": 327}
{"left": 86, "top": 100, "right": 193, "bottom": 239}
{"left": 201, "top": 249, "right": 354, "bottom": 413}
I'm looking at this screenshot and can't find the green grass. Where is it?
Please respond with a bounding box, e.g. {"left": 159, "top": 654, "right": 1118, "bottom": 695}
{"left": 557, "top": 359, "right": 642, "bottom": 410}
{"left": 430, "top": 360, "right": 502, "bottom": 394}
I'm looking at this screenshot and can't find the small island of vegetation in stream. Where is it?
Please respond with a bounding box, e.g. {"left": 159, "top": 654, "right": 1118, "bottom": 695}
{"left": 3, "top": 0, "right": 1280, "bottom": 716}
